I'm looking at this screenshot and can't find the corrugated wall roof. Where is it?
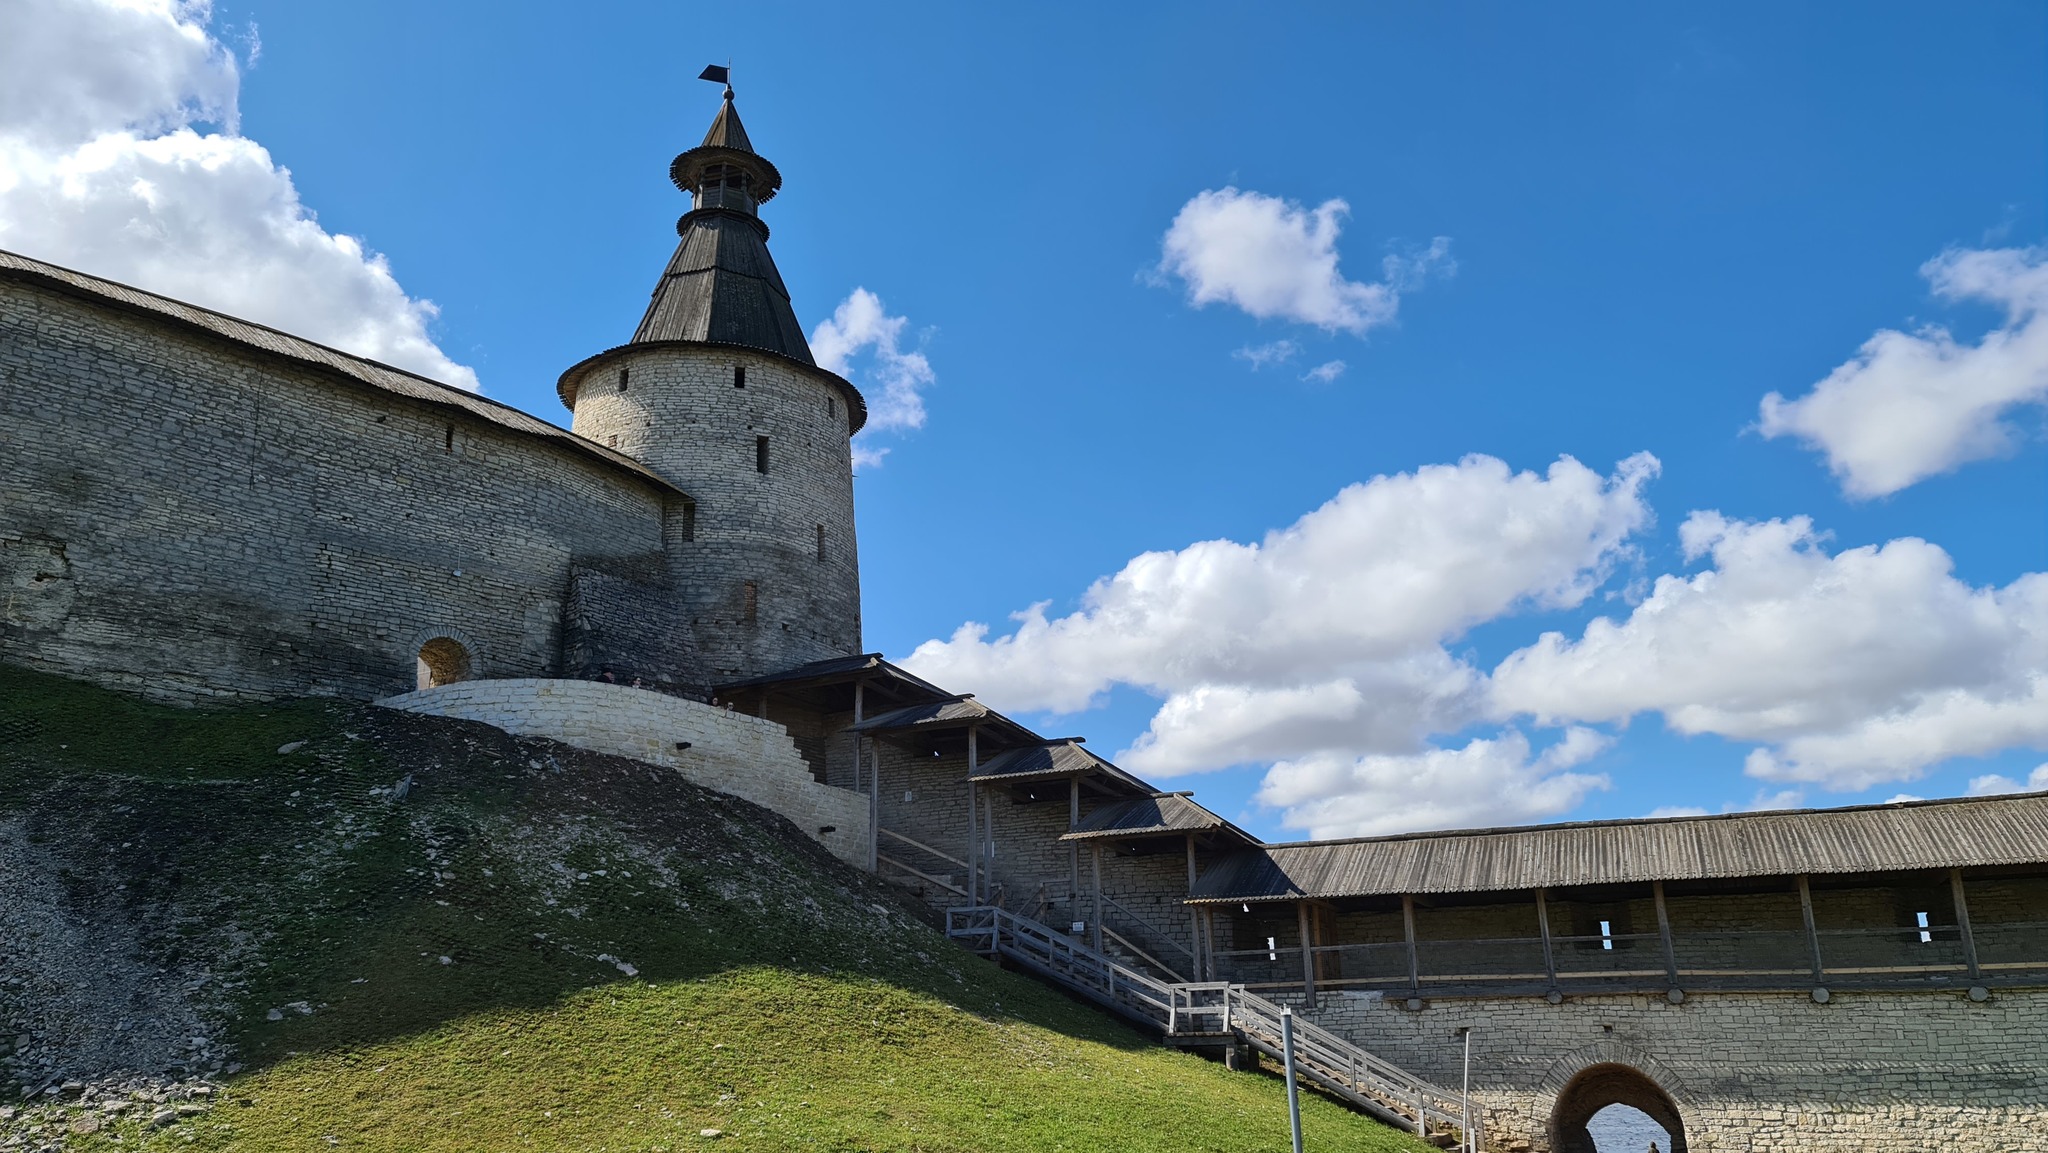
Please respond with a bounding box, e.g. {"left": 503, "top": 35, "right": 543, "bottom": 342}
{"left": 1191, "top": 793, "right": 2048, "bottom": 903}
{"left": 0, "top": 249, "right": 683, "bottom": 497}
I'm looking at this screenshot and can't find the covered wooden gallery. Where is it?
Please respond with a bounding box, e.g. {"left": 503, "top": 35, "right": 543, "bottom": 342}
{"left": 1187, "top": 793, "right": 2048, "bottom": 1006}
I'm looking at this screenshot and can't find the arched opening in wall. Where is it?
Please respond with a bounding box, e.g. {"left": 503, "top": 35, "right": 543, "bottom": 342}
{"left": 416, "top": 637, "right": 472, "bottom": 691}
{"left": 1551, "top": 1064, "right": 1686, "bottom": 1153}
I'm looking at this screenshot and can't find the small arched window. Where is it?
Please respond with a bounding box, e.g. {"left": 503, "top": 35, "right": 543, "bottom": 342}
{"left": 416, "top": 637, "right": 472, "bottom": 690}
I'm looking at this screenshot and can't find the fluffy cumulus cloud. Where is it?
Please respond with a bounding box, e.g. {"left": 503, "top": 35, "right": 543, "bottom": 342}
{"left": 1301, "top": 359, "right": 1346, "bottom": 384}
{"left": 1158, "top": 187, "right": 1450, "bottom": 337}
{"left": 0, "top": 0, "right": 477, "bottom": 389}
{"left": 904, "top": 453, "right": 1658, "bottom": 832}
{"left": 1758, "top": 247, "right": 2048, "bottom": 497}
{"left": 811, "top": 287, "right": 934, "bottom": 468}
{"left": 1969, "top": 765, "right": 2048, "bottom": 796}
{"left": 1257, "top": 728, "right": 1612, "bottom": 839}
{"left": 1491, "top": 512, "right": 2048, "bottom": 790}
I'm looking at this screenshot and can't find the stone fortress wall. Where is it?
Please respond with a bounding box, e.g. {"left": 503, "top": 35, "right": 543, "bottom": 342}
{"left": 565, "top": 347, "right": 862, "bottom": 684}
{"left": 1275, "top": 986, "right": 2048, "bottom": 1152}
{"left": 376, "top": 678, "right": 870, "bottom": 867}
{"left": 0, "top": 269, "right": 686, "bottom": 703}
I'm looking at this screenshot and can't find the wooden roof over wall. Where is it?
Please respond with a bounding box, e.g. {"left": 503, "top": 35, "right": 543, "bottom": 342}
{"left": 0, "top": 249, "right": 685, "bottom": 498}
{"left": 1190, "top": 792, "right": 2048, "bottom": 904}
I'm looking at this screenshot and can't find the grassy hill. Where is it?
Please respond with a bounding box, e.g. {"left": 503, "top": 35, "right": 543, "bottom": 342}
{"left": 0, "top": 664, "right": 1430, "bottom": 1152}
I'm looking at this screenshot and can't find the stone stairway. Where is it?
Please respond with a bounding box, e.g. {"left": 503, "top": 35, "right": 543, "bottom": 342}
{"left": 946, "top": 906, "right": 1485, "bottom": 1151}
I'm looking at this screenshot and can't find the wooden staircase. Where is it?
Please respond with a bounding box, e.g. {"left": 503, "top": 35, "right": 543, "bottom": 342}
{"left": 946, "top": 906, "right": 1485, "bottom": 1151}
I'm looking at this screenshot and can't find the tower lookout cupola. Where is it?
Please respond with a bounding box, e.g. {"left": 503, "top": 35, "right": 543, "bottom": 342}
{"left": 557, "top": 72, "right": 866, "bottom": 690}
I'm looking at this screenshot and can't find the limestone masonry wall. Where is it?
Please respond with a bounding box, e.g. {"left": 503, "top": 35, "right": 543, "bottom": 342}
{"left": 1277, "top": 986, "right": 2048, "bottom": 1152}
{"left": 376, "top": 678, "right": 869, "bottom": 866}
{"left": 0, "top": 278, "right": 680, "bottom": 702}
{"left": 569, "top": 347, "right": 861, "bottom": 683}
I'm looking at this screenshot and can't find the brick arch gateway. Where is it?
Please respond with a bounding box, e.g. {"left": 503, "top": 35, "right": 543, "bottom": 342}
{"left": 1551, "top": 1062, "right": 1686, "bottom": 1153}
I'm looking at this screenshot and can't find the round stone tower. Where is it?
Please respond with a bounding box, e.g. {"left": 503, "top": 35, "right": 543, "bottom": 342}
{"left": 557, "top": 80, "right": 865, "bottom": 686}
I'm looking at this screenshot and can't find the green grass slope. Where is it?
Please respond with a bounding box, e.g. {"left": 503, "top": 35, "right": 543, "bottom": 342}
{"left": 0, "top": 665, "right": 1430, "bottom": 1152}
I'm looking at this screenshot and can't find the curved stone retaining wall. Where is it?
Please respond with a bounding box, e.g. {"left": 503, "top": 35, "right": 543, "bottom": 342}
{"left": 377, "top": 678, "right": 869, "bottom": 866}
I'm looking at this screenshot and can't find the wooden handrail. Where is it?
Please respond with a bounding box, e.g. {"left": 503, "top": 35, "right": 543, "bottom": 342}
{"left": 878, "top": 826, "right": 969, "bottom": 870}
{"left": 946, "top": 906, "right": 1486, "bottom": 1149}
{"left": 1101, "top": 926, "right": 1190, "bottom": 984}
{"left": 877, "top": 853, "right": 966, "bottom": 896}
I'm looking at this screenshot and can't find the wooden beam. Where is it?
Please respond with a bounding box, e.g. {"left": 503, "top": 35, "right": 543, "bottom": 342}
{"left": 968, "top": 723, "right": 982, "bottom": 904}
{"left": 867, "top": 736, "right": 880, "bottom": 873}
{"left": 1297, "top": 901, "right": 1317, "bottom": 1008}
{"left": 963, "top": 758, "right": 978, "bottom": 905}
{"left": 1653, "top": 879, "right": 1679, "bottom": 987}
{"left": 1535, "top": 888, "right": 1558, "bottom": 991}
{"left": 1091, "top": 843, "right": 1104, "bottom": 953}
{"left": 1796, "top": 874, "right": 1825, "bottom": 985}
{"left": 1202, "top": 908, "right": 1218, "bottom": 984}
{"left": 983, "top": 759, "right": 997, "bottom": 904}
{"left": 847, "top": 679, "right": 864, "bottom": 798}
{"left": 1950, "top": 868, "right": 1982, "bottom": 981}
{"left": 1402, "top": 895, "right": 1420, "bottom": 993}
{"left": 1186, "top": 833, "right": 1203, "bottom": 982}
{"left": 1068, "top": 776, "right": 1081, "bottom": 914}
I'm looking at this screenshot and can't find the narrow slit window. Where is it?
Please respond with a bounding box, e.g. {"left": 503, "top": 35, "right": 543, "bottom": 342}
{"left": 443, "top": 424, "right": 454, "bottom": 452}
{"left": 756, "top": 436, "right": 769, "bottom": 474}
{"left": 734, "top": 364, "right": 746, "bottom": 389}
{"left": 1599, "top": 919, "right": 1614, "bottom": 951}
{"left": 815, "top": 523, "right": 826, "bottom": 561}
{"left": 1916, "top": 910, "right": 1932, "bottom": 944}
{"left": 680, "top": 502, "right": 696, "bottom": 543}
{"left": 828, "top": 397, "right": 836, "bottom": 418}
{"left": 618, "top": 367, "right": 629, "bottom": 392}
{"left": 742, "top": 580, "right": 758, "bottom": 622}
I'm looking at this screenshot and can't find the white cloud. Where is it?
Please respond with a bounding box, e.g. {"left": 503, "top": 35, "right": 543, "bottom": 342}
{"left": 1301, "top": 359, "right": 1346, "bottom": 383}
{"left": 1758, "top": 246, "right": 2048, "bottom": 497}
{"left": 810, "top": 287, "right": 934, "bottom": 469}
{"left": 1233, "top": 339, "right": 1299, "bottom": 370}
{"left": 1256, "top": 728, "right": 1612, "bottom": 839}
{"left": 904, "top": 453, "right": 1657, "bottom": 832}
{"left": 1491, "top": 512, "right": 2048, "bottom": 790}
{"left": 0, "top": 0, "right": 477, "bottom": 390}
{"left": 1157, "top": 186, "right": 1449, "bottom": 336}
{"left": 1967, "top": 765, "right": 2048, "bottom": 795}
{"left": 1645, "top": 805, "right": 1710, "bottom": 819}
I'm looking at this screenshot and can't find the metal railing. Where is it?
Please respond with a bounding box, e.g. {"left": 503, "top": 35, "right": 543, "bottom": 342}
{"left": 946, "top": 906, "right": 1485, "bottom": 1150}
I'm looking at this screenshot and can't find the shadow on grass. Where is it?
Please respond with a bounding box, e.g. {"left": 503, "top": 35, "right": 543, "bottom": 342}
{"left": 0, "top": 663, "right": 1157, "bottom": 1079}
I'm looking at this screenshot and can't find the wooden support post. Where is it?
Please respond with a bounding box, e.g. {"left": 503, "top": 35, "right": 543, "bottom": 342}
{"left": 1653, "top": 879, "right": 1679, "bottom": 986}
{"left": 1796, "top": 874, "right": 1824, "bottom": 984}
{"left": 1185, "top": 833, "right": 1203, "bottom": 981}
{"left": 1202, "top": 908, "right": 1218, "bottom": 983}
{"left": 1950, "top": 868, "right": 1981, "bottom": 981}
{"left": 964, "top": 764, "right": 978, "bottom": 905}
{"left": 851, "top": 681, "right": 865, "bottom": 788}
{"left": 1068, "top": 776, "right": 1082, "bottom": 913}
{"left": 867, "top": 737, "right": 880, "bottom": 873}
{"left": 983, "top": 771, "right": 996, "bottom": 902}
{"left": 1091, "top": 844, "right": 1104, "bottom": 953}
{"left": 1402, "top": 895, "right": 1420, "bottom": 993}
{"left": 967, "top": 724, "right": 981, "bottom": 904}
{"left": 1535, "top": 888, "right": 1558, "bottom": 991}
{"left": 1297, "top": 901, "right": 1317, "bottom": 1008}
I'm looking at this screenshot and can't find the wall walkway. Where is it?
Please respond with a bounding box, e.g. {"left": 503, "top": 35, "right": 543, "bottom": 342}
{"left": 376, "top": 678, "right": 869, "bottom": 866}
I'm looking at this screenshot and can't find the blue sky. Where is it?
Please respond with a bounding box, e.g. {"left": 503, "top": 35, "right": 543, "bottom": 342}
{"left": 4, "top": 1, "right": 2044, "bottom": 839}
